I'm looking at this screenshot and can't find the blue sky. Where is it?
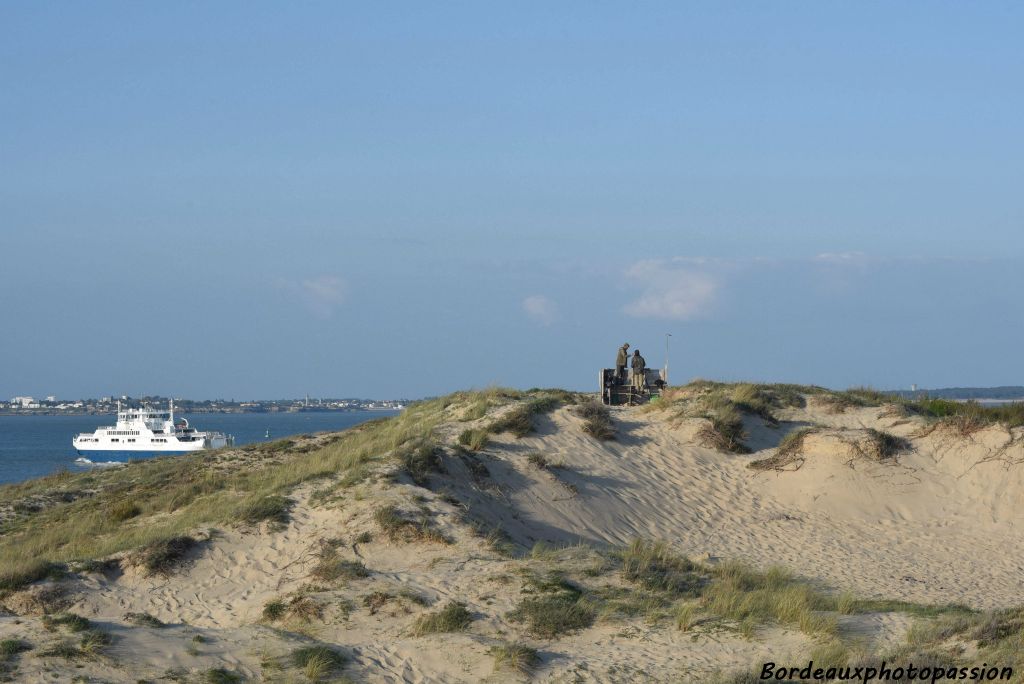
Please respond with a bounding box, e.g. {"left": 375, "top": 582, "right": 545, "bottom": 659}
{"left": 2, "top": 2, "right": 1022, "bottom": 399}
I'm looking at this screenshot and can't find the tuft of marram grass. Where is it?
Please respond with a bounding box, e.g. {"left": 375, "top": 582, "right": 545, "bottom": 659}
{"left": 291, "top": 646, "right": 346, "bottom": 680}
{"left": 78, "top": 629, "right": 112, "bottom": 656}
{"left": 862, "top": 428, "right": 909, "bottom": 461}
{"left": 620, "top": 539, "right": 703, "bottom": 596}
{"left": 488, "top": 395, "right": 562, "bottom": 438}
{"left": 239, "top": 494, "right": 293, "bottom": 525}
{"left": 457, "top": 428, "right": 489, "bottom": 452}
{"left": 412, "top": 601, "right": 474, "bottom": 636}
{"left": 0, "top": 639, "right": 30, "bottom": 659}
{"left": 203, "top": 668, "right": 242, "bottom": 684}
{"left": 748, "top": 427, "right": 818, "bottom": 471}
{"left": 262, "top": 599, "right": 286, "bottom": 621}
{"left": 108, "top": 500, "right": 141, "bottom": 522}
{"left": 575, "top": 400, "right": 615, "bottom": 440}
{"left": 310, "top": 557, "right": 370, "bottom": 583}
{"left": 43, "top": 613, "right": 91, "bottom": 633}
{"left": 399, "top": 440, "right": 443, "bottom": 485}
{"left": 124, "top": 611, "right": 165, "bottom": 628}
{"left": 136, "top": 535, "right": 198, "bottom": 577}
{"left": 373, "top": 505, "right": 451, "bottom": 544}
{"left": 508, "top": 594, "right": 596, "bottom": 639}
{"left": 490, "top": 642, "right": 541, "bottom": 674}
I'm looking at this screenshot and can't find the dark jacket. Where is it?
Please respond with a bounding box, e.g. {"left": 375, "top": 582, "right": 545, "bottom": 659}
{"left": 631, "top": 354, "right": 646, "bottom": 372}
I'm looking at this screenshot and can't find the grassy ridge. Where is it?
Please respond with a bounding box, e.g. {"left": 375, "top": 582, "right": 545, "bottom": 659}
{"left": 0, "top": 394, "right": 457, "bottom": 591}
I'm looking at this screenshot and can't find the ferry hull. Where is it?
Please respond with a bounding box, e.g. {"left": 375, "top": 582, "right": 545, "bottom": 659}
{"left": 75, "top": 450, "right": 196, "bottom": 460}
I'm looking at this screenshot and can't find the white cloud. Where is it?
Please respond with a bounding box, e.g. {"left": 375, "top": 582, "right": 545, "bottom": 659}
{"left": 277, "top": 275, "right": 348, "bottom": 319}
{"left": 813, "top": 251, "right": 868, "bottom": 264}
{"left": 522, "top": 295, "right": 558, "bottom": 326}
{"left": 622, "top": 259, "right": 718, "bottom": 320}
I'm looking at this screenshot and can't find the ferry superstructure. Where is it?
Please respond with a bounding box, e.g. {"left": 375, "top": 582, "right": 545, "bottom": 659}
{"left": 73, "top": 401, "right": 233, "bottom": 457}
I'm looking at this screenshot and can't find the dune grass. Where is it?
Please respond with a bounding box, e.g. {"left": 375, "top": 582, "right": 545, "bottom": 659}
{"left": 457, "top": 428, "right": 489, "bottom": 451}
{"left": 412, "top": 601, "right": 474, "bottom": 636}
{"left": 488, "top": 394, "right": 564, "bottom": 438}
{"left": 136, "top": 535, "right": 198, "bottom": 577}
{"left": 124, "top": 611, "right": 165, "bottom": 628}
{"left": 509, "top": 572, "right": 596, "bottom": 638}
{"left": 291, "top": 646, "right": 346, "bottom": 680}
{"left": 490, "top": 642, "right": 540, "bottom": 674}
{"left": 748, "top": 427, "right": 818, "bottom": 471}
{"left": 575, "top": 400, "right": 615, "bottom": 440}
{"left": 373, "top": 504, "right": 451, "bottom": 544}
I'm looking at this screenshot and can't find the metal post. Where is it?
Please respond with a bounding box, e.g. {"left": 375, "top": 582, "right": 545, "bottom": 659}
{"left": 665, "top": 333, "right": 672, "bottom": 386}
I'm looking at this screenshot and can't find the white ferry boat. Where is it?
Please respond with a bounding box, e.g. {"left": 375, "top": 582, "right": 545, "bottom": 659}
{"left": 73, "top": 401, "right": 233, "bottom": 458}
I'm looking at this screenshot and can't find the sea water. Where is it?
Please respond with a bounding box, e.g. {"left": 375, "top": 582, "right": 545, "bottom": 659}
{"left": 0, "top": 411, "right": 398, "bottom": 486}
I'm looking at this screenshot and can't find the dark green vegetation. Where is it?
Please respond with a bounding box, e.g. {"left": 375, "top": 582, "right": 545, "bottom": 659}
{"left": 412, "top": 601, "right": 474, "bottom": 636}
{"left": 575, "top": 400, "right": 615, "bottom": 440}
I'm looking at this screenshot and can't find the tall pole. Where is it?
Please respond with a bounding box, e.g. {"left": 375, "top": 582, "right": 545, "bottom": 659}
{"left": 665, "top": 333, "right": 672, "bottom": 385}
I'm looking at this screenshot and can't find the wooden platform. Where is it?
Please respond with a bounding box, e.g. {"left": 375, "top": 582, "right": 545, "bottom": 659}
{"left": 599, "top": 368, "right": 664, "bottom": 406}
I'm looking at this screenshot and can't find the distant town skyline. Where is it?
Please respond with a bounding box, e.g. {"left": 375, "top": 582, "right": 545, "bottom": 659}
{"left": 3, "top": 3, "right": 1024, "bottom": 398}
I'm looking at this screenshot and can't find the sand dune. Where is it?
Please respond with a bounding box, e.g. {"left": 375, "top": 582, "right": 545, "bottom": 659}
{"left": 3, "top": 387, "right": 1024, "bottom": 682}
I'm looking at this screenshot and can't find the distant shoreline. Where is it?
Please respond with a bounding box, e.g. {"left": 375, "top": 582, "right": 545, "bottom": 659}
{"left": 0, "top": 407, "right": 397, "bottom": 417}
